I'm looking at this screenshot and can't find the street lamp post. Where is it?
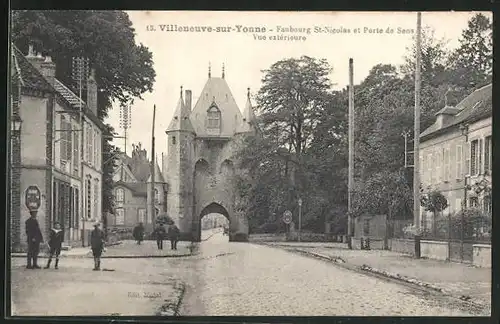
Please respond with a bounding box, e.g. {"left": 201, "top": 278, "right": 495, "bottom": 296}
{"left": 298, "top": 198, "right": 302, "bottom": 242}
{"left": 11, "top": 115, "right": 23, "bottom": 251}
{"left": 459, "top": 123, "right": 469, "bottom": 257}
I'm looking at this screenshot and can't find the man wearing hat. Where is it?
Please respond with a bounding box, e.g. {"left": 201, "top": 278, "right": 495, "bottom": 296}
{"left": 25, "top": 210, "right": 44, "bottom": 269}
{"left": 90, "top": 222, "right": 105, "bottom": 271}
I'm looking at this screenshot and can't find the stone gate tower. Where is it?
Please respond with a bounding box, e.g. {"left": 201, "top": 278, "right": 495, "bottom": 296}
{"left": 165, "top": 66, "right": 256, "bottom": 242}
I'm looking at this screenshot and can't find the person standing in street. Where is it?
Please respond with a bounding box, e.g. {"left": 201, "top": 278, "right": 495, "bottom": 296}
{"left": 90, "top": 222, "right": 105, "bottom": 271}
{"left": 25, "top": 210, "right": 44, "bottom": 269}
{"left": 154, "top": 223, "right": 166, "bottom": 250}
{"left": 44, "top": 221, "right": 64, "bottom": 269}
{"left": 133, "top": 222, "right": 145, "bottom": 245}
{"left": 168, "top": 223, "right": 180, "bottom": 250}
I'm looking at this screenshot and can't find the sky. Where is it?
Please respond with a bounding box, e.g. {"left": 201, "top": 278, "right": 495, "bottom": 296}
{"left": 104, "top": 11, "right": 491, "bottom": 163}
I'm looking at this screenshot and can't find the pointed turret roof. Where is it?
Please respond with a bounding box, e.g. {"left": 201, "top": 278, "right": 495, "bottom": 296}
{"left": 166, "top": 87, "right": 195, "bottom": 133}
{"left": 190, "top": 77, "right": 244, "bottom": 137}
{"left": 236, "top": 87, "right": 257, "bottom": 134}
{"left": 147, "top": 160, "right": 166, "bottom": 183}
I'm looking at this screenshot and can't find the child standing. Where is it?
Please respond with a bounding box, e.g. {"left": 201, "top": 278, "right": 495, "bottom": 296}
{"left": 44, "top": 222, "right": 64, "bottom": 269}
{"left": 90, "top": 222, "right": 105, "bottom": 271}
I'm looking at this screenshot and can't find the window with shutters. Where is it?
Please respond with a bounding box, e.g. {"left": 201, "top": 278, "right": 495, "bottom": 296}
{"left": 94, "top": 179, "right": 99, "bottom": 220}
{"left": 74, "top": 188, "right": 79, "bottom": 228}
{"left": 93, "top": 128, "right": 99, "bottom": 168}
{"left": 86, "top": 177, "right": 92, "bottom": 219}
{"left": 470, "top": 139, "right": 479, "bottom": 175}
{"left": 456, "top": 145, "right": 463, "bottom": 179}
{"left": 116, "top": 188, "right": 125, "bottom": 203}
{"left": 89, "top": 125, "right": 94, "bottom": 166}
{"left": 435, "top": 152, "right": 441, "bottom": 183}
{"left": 429, "top": 153, "right": 434, "bottom": 184}
{"left": 69, "top": 186, "right": 73, "bottom": 229}
{"left": 52, "top": 181, "right": 58, "bottom": 224}
{"left": 73, "top": 131, "right": 79, "bottom": 175}
{"left": 478, "top": 138, "right": 483, "bottom": 175}
{"left": 60, "top": 116, "right": 72, "bottom": 169}
{"left": 443, "top": 148, "right": 449, "bottom": 182}
{"left": 484, "top": 136, "right": 491, "bottom": 173}
{"left": 138, "top": 209, "right": 146, "bottom": 224}
{"left": 115, "top": 208, "right": 125, "bottom": 225}
{"left": 85, "top": 123, "right": 90, "bottom": 162}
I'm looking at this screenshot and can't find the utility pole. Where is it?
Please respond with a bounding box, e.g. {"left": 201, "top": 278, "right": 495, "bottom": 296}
{"left": 347, "top": 58, "right": 354, "bottom": 249}
{"left": 414, "top": 12, "right": 422, "bottom": 232}
{"left": 150, "top": 104, "right": 156, "bottom": 225}
{"left": 72, "top": 56, "right": 89, "bottom": 247}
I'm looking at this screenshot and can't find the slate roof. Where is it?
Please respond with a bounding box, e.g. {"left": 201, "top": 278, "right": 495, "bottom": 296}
{"left": 11, "top": 45, "right": 55, "bottom": 93}
{"left": 118, "top": 152, "right": 165, "bottom": 183}
{"left": 420, "top": 84, "right": 492, "bottom": 141}
{"left": 235, "top": 90, "right": 257, "bottom": 134}
{"left": 166, "top": 92, "right": 195, "bottom": 133}
{"left": 115, "top": 181, "right": 148, "bottom": 197}
{"left": 188, "top": 77, "right": 245, "bottom": 137}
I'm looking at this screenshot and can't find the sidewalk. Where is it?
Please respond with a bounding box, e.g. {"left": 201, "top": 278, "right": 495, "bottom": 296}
{"left": 261, "top": 242, "right": 491, "bottom": 311}
{"left": 10, "top": 257, "right": 185, "bottom": 316}
{"left": 12, "top": 240, "right": 194, "bottom": 258}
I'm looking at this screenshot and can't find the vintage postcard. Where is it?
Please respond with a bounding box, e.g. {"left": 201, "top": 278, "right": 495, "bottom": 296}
{"left": 8, "top": 10, "right": 492, "bottom": 317}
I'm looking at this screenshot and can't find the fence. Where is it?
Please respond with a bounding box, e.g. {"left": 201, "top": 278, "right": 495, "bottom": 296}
{"left": 421, "top": 209, "right": 491, "bottom": 263}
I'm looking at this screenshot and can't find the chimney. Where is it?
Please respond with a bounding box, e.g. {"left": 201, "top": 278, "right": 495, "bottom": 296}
{"left": 40, "top": 56, "right": 56, "bottom": 86}
{"left": 87, "top": 68, "right": 98, "bottom": 116}
{"left": 25, "top": 45, "right": 46, "bottom": 73}
{"left": 185, "top": 90, "right": 192, "bottom": 112}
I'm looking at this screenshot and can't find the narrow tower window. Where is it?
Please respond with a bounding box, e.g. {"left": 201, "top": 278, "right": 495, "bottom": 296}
{"left": 172, "top": 136, "right": 176, "bottom": 145}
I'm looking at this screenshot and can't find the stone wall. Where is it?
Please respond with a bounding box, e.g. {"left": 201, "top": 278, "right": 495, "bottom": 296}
{"left": 389, "top": 238, "right": 414, "bottom": 256}
{"left": 420, "top": 240, "right": 449, "bottom": 261}
{"left": 472, "top": 244, "right": 491, "bottom": 268}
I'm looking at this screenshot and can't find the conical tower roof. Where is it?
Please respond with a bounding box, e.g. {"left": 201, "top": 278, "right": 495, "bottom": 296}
{"left": 236, "top": 87, "right": 257, "bottom": 134}
{"left": 166, "top": 87, "right": 195, "bottom": 133}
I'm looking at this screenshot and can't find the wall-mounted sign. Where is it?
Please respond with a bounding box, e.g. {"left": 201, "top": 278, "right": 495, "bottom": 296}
{"left": 25, "top": 185, "right": 41, "bottom": 211}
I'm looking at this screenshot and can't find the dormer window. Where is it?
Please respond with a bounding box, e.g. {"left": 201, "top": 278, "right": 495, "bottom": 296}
{"left": 207, "top": 104, "right": 221, "bottom": 131}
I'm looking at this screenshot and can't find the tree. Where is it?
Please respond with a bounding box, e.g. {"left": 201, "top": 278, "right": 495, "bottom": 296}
{"left": 448, "top": 13, "right": 493, "bottom": 89}
{"left": 11, "top": 11, "right": 156, "bottom": 224}
{"left": 11, "top": 10, "right": 156, "bottom": 120}
{"left": 236, "top": 56, "right": 339, "bottom": 232}
{"left": 420, "top": 189, "right": 448, "bottom": 235}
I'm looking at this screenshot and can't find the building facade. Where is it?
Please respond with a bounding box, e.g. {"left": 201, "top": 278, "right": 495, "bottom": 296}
{"left": 419, "top": 84, "right": 492, "bottom": 231}
{"left": 10, "top": 44, "right": 105, "bottom": 251}
{"left": 165, "top": 68, "right": 256, "bottom": 241}
{"left": 111, "top": 144, "right": 167, "bottom": 233}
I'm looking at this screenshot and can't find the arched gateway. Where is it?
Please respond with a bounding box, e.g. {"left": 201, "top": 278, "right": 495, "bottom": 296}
{"left": 164, "top": 67, "right": 256, "bottom": 242}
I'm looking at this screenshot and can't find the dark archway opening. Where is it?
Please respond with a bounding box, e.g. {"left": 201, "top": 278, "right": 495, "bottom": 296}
{"left": 197, "top": 202, "right": 230, "bottom": 242}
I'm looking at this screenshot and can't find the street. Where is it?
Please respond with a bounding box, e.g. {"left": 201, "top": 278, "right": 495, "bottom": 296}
{"left": 11, "top": 231, "right": 481, "bottom": 316}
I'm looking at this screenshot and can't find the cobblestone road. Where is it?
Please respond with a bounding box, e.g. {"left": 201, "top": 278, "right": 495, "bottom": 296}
{"left": 179, "top": 233, "right": 481, "bottom": 316}
{"left": 10, "top": 232, "right": 484, "bottom": 316}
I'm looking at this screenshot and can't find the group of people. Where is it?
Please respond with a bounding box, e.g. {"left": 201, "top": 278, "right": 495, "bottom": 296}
{"left": 24, "top": 211, "right": 182, "bottom": 271}
{"left": 132, "top": 222, "right": 180, "bottom": 251}
{"left": 24, "top": 210, "right": 106, "bottom": 271}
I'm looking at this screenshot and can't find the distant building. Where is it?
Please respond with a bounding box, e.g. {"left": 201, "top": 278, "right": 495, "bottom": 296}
{"left": 419, "top": 84, "right": 492, "bottom": 230}
{"left": 111, "top": 143, "right": 167, "bottom": 232}
{"left": 10, "top": 44, "right": 105, "bottom": 251}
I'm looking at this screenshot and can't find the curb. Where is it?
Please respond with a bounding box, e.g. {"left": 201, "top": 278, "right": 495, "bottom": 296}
{"left": 157, "top": 282, "right": 186, "bottom": 316}
{"left": 263, "top": 244, "right": 489, "bottom": 313}
{"left": 12, "top": 250, "right": 199, "bottom": 259}
{"left": 260, "top": 244, "right": 486, "bottom": 311}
